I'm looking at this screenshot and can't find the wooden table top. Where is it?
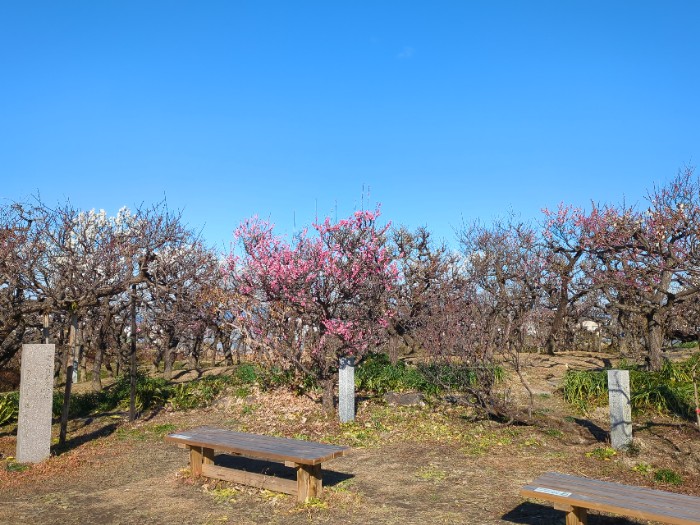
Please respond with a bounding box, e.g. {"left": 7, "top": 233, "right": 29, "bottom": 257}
{"left": 165, "top": 426, "right": 349, "bottom": 465}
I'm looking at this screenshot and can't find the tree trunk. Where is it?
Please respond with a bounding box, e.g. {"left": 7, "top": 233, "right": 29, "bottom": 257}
{"left": 93, "top": 301, "right": 111, "bottom": 391}
{"left": 78, "top": 344, "right": 87, "bottom": 382}
{"left": 129, "top": 284, "right": 138, "bottom": 422}
{"left": 54, "top": 324, "right": 69, "bottom": 381}
{"left": 163, "top": 336, "right": 177, "bottom": 380}
{"left": 645, "top": 312, "right": 664, "bottom": 371}
{"left": 59, "top": 314, "right": 78, "bottom": 447}
{"left": 322, "top": 377, "right": 335, "bottom": 415}
{"left": 192, "top": 333, "right": 203, "bottom": 369}
{"left": 187, "top": 350, "right": 197, "bottom": 370}
{"left": 163, "top": 352, "right": 173, "bottom": 379}
{"left": 152, "top": 346, "right": 163, "bottom": 371}
{"left": 56, "top": 342, "right": 68, "bottom": 382}
{"left": 92, "top": 343, "right": 104, "bottom": 392}
{"left": 222, "top": 334, "right": 234, "bottom": 366}
{"left": 545, "top": 283, "right": 569, "bottom": 356}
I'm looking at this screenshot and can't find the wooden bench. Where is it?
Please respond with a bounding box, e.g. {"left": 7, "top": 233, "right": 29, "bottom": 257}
{"left": 165, "top": 426, "right": 349, "bottom": 502}
{"left": 521, "top": 472, "right": 700, "bottom": 525}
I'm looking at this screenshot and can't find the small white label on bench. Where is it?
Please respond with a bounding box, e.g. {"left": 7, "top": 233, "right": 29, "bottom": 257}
{"left": 534, "top": 488, "right": 572, "bottom": 497}
{"left": 169, "top": 434, "right": 191, "bottom": 440}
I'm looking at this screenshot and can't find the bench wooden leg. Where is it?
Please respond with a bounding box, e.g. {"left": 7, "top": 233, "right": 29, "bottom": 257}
{"left": 565, "top": 507, "right": 588, "bottom": 525}
{"left": 296, "top": 464, "right": 322, "bottom": 503}
{"left": 189, "top": 446, "right": 215, "bottom": 476}
{"left": 203, "top": 447, "right": 215, "bottom": 465}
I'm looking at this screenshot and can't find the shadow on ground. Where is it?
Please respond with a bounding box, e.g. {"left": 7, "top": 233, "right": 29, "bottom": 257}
{"left": 574, "top": 417, "right": 608, "bottom": 443}
{"left": 215, "top": 454, "right": 354, "bottom": 487}
{"left": 52, "top": 422, "right": 119, "bottom": 455}
{"left": 503, "top": 502, "right": 645, "bottom": 524}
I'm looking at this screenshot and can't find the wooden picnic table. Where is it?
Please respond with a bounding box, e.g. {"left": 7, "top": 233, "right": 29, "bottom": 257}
{"left": 165, "top": 426, "right": 349, "bottom": 502}
{"left": 521, "top": 471, "right": 700, "bottom": 525}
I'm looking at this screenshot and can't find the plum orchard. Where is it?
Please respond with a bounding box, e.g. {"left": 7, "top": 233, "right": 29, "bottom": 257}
{"left": 543, "top": 167, "right": 700, "bottom": 371}
{"left": 3, "top": 167, "right": 700, "bottom": 421}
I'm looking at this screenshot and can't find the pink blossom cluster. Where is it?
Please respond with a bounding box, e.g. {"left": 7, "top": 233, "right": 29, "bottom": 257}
{"left": 228, "top": 207, "right": 397, "bottom": 369}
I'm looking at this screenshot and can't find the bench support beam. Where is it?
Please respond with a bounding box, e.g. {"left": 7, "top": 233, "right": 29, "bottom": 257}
{"left": 202, "top": 463, "right": 298, "bottom": 496}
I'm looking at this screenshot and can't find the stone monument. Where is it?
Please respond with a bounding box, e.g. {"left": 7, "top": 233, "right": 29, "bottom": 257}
{"left": 339, "top": 356, "right": 355, "bottom": 423}
{"left": 16, "top": 344, "right": 55, "bottom": 463}
{"left": 608, "top": 369, "right": 632, "bottom": 449}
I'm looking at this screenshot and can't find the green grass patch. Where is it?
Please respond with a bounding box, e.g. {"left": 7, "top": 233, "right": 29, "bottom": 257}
{"left": 209, "top": 487, "right": 239, "bottom": 504}
{"left": 562, "top": 354, "right": 700, "bottom": 419}
{"left": 415, "top": 466, "right": 448, "bottom": 481}
{"left": 5, "top": 460, "right": 30, "bottom": 472}
{"left": 654, "top": 468, "right": 683, "bottom": 485}
{"left": 543, "top": 428, "right": 563, "bottom": 438}
{"left": 356, "top": 352, "right": 504, "bottom": 397}
{"left": 586, "top": 446, "right": 617, "bottom": 461}
{"left": 633, "top": 462, "right": 652, "bottom": 475}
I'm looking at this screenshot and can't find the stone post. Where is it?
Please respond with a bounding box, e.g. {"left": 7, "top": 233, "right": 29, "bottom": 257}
{"left": 339, "top": 356, "right": 355, "bottom": 423}
{"left": 16, "top": 344, "right": 56, "bottom": 463}
{"left": 608, "top": 369, "right": 632, "bottom": 449}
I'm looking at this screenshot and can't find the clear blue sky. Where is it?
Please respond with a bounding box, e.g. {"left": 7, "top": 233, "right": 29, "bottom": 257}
{"left": 2, "top": 1, "right": 698, "bottom": 250}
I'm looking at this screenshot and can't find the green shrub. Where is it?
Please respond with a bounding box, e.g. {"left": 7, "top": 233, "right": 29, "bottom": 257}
{"left": 233, "top": 363, "right": 258, "bottom": 384}
{"left": 417, "top": 362, "right": 503, "bottom": 395}
{"left": 632, "top": 462, "right": 652, "bottom": 474}
{"left": 356, "top": 353, "right": 503, "bottom": 397}
{"left": 108, "top": 374, "right": 172, "bottom": 412}
{"left": 356, "top": 353, "right": 427, "bottom": 394}
{"left": 255, "top": 365, "right": 316, "bottom": 392}
{"left": 169, "top": 375, "right": 229, "bottom": 410}
{"left": 0, "top": 392, "right": 19, "bottom": 426}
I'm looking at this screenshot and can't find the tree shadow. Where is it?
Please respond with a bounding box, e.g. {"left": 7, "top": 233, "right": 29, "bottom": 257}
{"left": 51, "top": 421, "right": 119, "bottom": 455}
{"left": 573, "top": 417, "right": 608, "bottom": 443}
{"left": 214, "top": 454, "right": 354, "bottom": 487}
{"left": 169, "top": 370, "right": 191, "bottom": 381}
{"left": 635, "top": 420, "right": 699, "bottom": 453}
{"left": 503, "top": 502, "right": 645, "bottom": 524}
{"left": 140, "top": 405, "right": 167, "bottom": 422}
{"left": 636, "top": 419, "right": 699, "bottom": 434}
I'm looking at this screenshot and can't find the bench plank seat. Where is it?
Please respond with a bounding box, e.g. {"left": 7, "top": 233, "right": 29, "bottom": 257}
{"left": 166, "top": 426, "right": 349, "bottom": 502}
{"left": 521, "top": 472, "right": 700, "bottom": 525}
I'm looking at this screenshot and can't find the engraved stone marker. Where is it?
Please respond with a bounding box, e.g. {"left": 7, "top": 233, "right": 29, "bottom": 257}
{"left": 339, "top": 356, "right": 355, "bottom": 423}
{"left": 608, "top": 369, "right": 632, "bottom": 449}
{"left": 16, "top": 344, "right": 55, "bottom": 463}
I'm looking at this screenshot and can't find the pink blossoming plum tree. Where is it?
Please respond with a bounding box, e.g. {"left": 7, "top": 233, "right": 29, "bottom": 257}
{"left": 229, "top": 208, "right": 397, "bottom": 412}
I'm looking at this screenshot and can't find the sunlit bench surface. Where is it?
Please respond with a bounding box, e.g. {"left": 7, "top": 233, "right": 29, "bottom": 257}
{"left": 521, "top": 471, "right": 700, "bottom": 525}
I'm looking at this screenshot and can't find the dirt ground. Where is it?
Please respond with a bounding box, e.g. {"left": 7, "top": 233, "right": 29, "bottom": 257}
{"left": 1, "top": 351, "right": 699, "bottom": 525}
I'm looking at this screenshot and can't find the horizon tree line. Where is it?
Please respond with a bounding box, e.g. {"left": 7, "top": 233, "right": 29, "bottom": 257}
{"left": 2, "top": 167, "right": 700, "bottom": 417}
